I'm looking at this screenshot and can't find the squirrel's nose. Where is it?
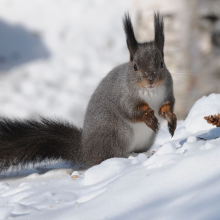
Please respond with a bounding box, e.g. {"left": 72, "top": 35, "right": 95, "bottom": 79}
{"left": 149, "top": 81, "right": 153, "bottom": 85}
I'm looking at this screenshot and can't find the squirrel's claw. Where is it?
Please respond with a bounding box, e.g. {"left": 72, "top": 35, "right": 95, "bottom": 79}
{"left": 167, "top": 113, "right": 177, "bottom": 137}
{"left": 145, "top": 109, "right": 160, "bottom": 133}
{"left": 160, "top": 110, "right": 177, "bottom": 137}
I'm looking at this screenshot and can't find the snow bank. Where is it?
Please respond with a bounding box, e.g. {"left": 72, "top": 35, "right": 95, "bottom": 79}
{"left": 0, "top": 93, "right": 220, "bottom": 219}
{"left": 185, "top": 93, "right": 220, "bottom": 133}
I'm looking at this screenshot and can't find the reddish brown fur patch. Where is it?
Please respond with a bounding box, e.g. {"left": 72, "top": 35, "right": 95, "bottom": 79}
{"left": 128, "top": 102, "right": 150, "bottom": 123}
{"left": 134, "top": 102, "right": 150, "bottom": 122}
{"left": 159, "top": 103, "right": 172, "bottom": 117}
{"left": 136, "top": 78, "right": 163, "bottom": 89}
{"left": 137, "top": 80, "right": 147, "bottom": 88}
{"left": 159, "top": 102, "right": 177, "bottom": 136}
{"left": 131, "top": 102, "right": 159, "bottom": 132}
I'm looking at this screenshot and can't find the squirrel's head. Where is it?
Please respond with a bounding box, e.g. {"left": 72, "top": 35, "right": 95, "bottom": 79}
{"left": 123, "top": 12, "right": 166, "bottom": 90}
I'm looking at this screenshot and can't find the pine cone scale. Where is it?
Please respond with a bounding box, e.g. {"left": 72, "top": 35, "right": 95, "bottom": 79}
{"left": 204, "top": 114, "right": 220, "bottom": 127}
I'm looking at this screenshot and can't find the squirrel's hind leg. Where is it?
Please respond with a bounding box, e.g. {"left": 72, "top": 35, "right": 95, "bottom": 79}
{"left": 81, "top": 125, "right": 129, "bottom": 167}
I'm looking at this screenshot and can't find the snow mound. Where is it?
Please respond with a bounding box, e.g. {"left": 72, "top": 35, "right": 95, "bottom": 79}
{"left": 0, "top": 206, "right": 13, "bottom": 220}
{"left": 185, "top": 93, "right": 220, "bottom": 133}
{"left": 0, "top": 94, "right": 220, "bottom": 219}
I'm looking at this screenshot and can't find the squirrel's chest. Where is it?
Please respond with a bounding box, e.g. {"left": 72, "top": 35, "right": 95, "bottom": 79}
{"left": 138, "top": 86, "right": 165, "bottom": 113}
{"left": 128, "top": 86, "right": 165, "bottom": 153}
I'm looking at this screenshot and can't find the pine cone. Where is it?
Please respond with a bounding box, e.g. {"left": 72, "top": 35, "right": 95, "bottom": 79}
{"left": 204, "top": 114, "right": 220, "bottom": 127}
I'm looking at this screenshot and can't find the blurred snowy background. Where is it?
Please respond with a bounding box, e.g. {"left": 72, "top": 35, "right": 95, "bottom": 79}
{"left": 0, "top": 0, "right": 220, "bottom": 125}
{"left": 0, "top": 0, "right": 131, "bottom": 127}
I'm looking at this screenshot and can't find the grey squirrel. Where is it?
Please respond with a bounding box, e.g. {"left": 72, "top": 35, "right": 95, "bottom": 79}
{"left": 0, "top": 12, "right": 176, "bottom": 172}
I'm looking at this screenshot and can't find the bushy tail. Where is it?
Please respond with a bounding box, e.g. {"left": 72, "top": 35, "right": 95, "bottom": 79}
{"left": 0, "top": 117, "right": 82, "bottom": 173}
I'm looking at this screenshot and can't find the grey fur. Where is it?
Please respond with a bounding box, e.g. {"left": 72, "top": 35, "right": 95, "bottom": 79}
{"left": 81, "top": 12, "right": 175, "bottom": 167}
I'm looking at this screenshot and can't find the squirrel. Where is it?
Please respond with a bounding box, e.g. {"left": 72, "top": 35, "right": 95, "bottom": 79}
{"left": 0, "top": 12, "right": 177, "bottom": 172}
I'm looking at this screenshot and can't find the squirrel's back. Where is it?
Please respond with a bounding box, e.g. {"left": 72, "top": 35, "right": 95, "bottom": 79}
{"left": 81, "top": 63, "right": 132, "bottom": 166}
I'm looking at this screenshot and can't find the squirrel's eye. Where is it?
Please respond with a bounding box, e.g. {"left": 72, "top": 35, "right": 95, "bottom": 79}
{"left": 134, "top": 64, "right": 138, "bottom": 71}
{"left": 161, "top": 62, "right": 164, "bottom": 68}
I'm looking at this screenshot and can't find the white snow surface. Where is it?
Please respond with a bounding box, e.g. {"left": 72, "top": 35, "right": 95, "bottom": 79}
{"left": 0, "top": 94, "right": 220, "bottom": 220}
{"left": 0, "top": 1, "right": 220, "bottom": 219}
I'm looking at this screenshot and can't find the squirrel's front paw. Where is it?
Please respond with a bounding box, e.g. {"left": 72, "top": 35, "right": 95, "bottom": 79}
{"left": 164, "top": 113, "right": 177, "bottom": 137}
{"left": 145, "top": 108, "right": 159, "bottom": 132}
{"left": 159, "top": 104, "right": 177, "bottom": 137}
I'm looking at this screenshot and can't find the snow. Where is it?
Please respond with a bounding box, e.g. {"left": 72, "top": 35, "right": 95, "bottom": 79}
{"left": 0, "top": 0, "right": 220, "bottom": 219}
{"left": 0, "top": 207, "right": 13, "bottom": 220}
{"left": 0, "top": 94, "right": 220, "bottom": 219}
{"left": 185, "top": 93, "right": 220, "bottom": 133}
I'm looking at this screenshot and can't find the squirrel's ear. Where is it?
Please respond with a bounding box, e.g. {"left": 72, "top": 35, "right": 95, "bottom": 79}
{"left": 154, "top": 12, "right": 164, "bottom": 58}
{"left": 123, "top": 13, "right": 138, "bottom": 61}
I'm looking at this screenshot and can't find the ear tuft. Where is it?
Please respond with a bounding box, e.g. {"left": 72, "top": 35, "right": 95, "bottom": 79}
{"left": 123, "top": 13, "right": 138, "bottom": 61}
{"left": 154, "top": 12, "right": 164, "bottom": 58}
